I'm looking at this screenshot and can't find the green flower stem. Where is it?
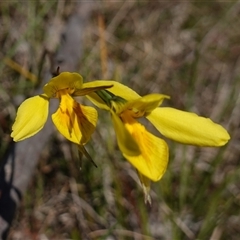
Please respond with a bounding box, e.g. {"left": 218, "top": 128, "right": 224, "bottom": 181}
{"left": 96, "top": 90, "right": 127, "bottom": 108}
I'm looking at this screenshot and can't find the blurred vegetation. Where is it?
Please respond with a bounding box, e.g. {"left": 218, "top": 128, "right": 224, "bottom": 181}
{"left": 1, "top": 1, "right": 240, "bottom": 239}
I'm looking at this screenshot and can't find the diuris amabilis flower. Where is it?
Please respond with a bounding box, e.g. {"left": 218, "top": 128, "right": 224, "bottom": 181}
{"left": 83, "top": 81, "right": 230, "bottom": 203}
{"left": 11, "top": 72, "right": 112, "bottom": 146}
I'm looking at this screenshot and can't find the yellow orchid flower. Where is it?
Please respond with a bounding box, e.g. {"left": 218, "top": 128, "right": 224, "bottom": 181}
{"left": 84, "top": 81, "right": 230, "bottom": 203}
{"left": 11, "top": 72, "right": 112, "bottom": 145}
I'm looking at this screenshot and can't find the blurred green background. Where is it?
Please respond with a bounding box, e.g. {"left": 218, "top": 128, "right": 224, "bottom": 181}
{"left": 0, "top": 1, "right": 239, "bottom": 239}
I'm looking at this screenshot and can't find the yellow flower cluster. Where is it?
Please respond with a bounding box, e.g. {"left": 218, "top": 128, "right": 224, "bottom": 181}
{"left": 11, "top": 72, "right": 230, "bottom": 203}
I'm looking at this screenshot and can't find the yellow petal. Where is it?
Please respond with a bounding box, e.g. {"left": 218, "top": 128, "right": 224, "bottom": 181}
{"left": 85, "top": 80, "right": 140, "bottom": 110}
{"left": 121, "top": 112, "right": 169, "bottom": 181}
{"left": 147, "top": 107, "right": 230, "bottom": 146}
{"left": 84, "top": 80, "right": 140, "bottom": 100}
{"left": 111, "top": 112, "right": 141, "bottom": 156}
{"left": 52, "top": 93, "right": 97, "bottom": 144}
{"left": 43, "top": 72, "right": 83, "bottom": 98}
{"left": 11, "top": 95, "right": 49, "bottom": 141}
{"left": 73, "top": 84, "right": 113, "bottom": 96}
{"left": 125, "top": 93, "right": 170, "bottom": 117}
